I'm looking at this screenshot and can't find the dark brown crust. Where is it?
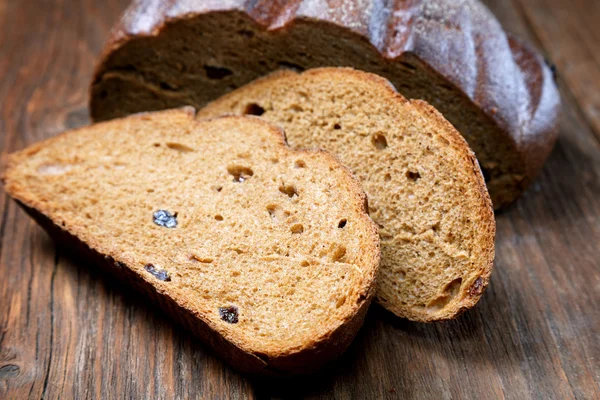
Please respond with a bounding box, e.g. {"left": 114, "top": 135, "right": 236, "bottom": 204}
{"left": 3, "top": 108, "right": 380, "bottom": 376}
{"left": 90, "top": 0, "right": 560, "bottom": 209}
{"left": 505, "top": 35, "right": 560, "bottom": 181}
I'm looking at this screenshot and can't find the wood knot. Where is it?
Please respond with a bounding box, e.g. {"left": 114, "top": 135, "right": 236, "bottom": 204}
{"left": 0, "top": 364, "right": 20, "bottom": 380}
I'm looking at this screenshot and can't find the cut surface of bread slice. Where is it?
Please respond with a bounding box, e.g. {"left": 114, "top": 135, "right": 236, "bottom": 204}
{"left": 89, "top": 0, "right": 560, "bottom": 209}
{"left": 2, "top": 108, "right": 380, "bottom": 374}
{"left": 199, "top": 68, "right": 495, "bottom": 322}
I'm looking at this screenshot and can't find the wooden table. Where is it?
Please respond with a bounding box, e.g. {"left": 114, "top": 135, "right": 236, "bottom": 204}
{"left": 0, "top": 0, "right": 598, "bottom": 398}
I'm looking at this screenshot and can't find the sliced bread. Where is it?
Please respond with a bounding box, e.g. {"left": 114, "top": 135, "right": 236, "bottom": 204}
{"left": 2, "top": 107, "right": 380, "bottom": 375}
{"left": 199, "top": 68, "right": 496, "bottom": 322}
{"left": 89, "top": 0, "right": 560, "bottom": 209}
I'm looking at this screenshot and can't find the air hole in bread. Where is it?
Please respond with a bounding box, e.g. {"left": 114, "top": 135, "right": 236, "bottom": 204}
{"left": 203, "top": 65, "right": 233, "bottom": 79}
{"left": 401, "top": 223, "right": 416, "bottom": 235}
{"left": 266, "top": 204, "right": 290, "bottom": 222}
{"left": 333, "top": 123, "right": 342, "bottom": 130}
{"left": 427, "top": 296, "right": 450, "bottom": 311}
{"left": 237, "top": 29, "right": 254, "bottom": 38}
{"left": 214, "top": 214, "right": 224, "bottom": 221}
{"left": 338, "top": 219, "right": 347, "bottom": 228}
{"left": 444, "top": 277, "right": 463, "bottom": 297}
{"left": 437, "top": 136, "right": 450, "bottom": 146}
{"left": 227, "top": 165, "right": 253, "bottom": 182}
{"left": 244, "top": 103, "right": 265, "bottom": 116}
{"left": 190, "top": 255, "right": 213, "bottom": 263}
{"left": 372, "top": 133, "right": 388, "bottom": 150}
{"left": 398, "top": 271, "right": 406, "bottom": 281}
{"left": 336, "top": 296, "right": 347, "bottom": 308}
{"left": 153, "top": 143, "right": 160, "bottom": 147}
{"left": 384, "top": 173, "right": 392, "bottom": 182}
{"left": 266, "top": 204, "right": 277, "bottom": 218}
{"left": 399, "top": 61, "right": 417, "bottom": 71}
{"left": 294, "top": 160, "right": 306, "bottom": 168}
{"left": 120, "top": 64, "right": 137, "bottom": 72}
{"left": 290, "top": 223, "right": 304, "bottom": 234}
{"left": 406, "top": 170, "right": 421, "bottom": 181}
{"left": 279, "top": 182, "right": 298, "bottom": 199}
{"left": 330, "top": 244, "right": 347, "bottom": 262}
{"left": 166, "top": 142, "right": 194, "bottom": 152}
{"left": 426, "top": 278, "right": 463, "bottom": 312}
{"left": 300, "top": 260, "right": 310, "bottom": 267}
{"left": 159, "top": 81, "right": 178, "bottom": 91}
{"left": 278, "top": 61, "right": 305, "bottom": 72}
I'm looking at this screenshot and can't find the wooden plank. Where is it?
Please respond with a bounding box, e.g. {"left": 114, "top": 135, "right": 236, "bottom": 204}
{"left": 0, "top": 0, "right": 598, "bottom": 398}
{"left": 508, "top": 0, "right": 600, "bottom": 141}
{"left": 484, "top": 1, "right": 600, "bottom": 398}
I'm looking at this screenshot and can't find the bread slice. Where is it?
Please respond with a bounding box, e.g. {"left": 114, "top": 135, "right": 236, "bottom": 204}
{"left": 89, "top": 0, "right": 560, "bottom": 209}
{"left": 2, "top": 107, "right": 380, "bottom": 375}
{"left": 199, "top": 68, "right": 495, "bottom": 322}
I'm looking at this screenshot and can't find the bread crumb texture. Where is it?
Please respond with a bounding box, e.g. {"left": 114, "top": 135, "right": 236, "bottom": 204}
{"left": 199, "top": 68, "right": 495, "bottom": 321}
{"left": 3, "top": 108, "right": 380, "bottom": 358}
{"left": 91, "top": 0, "right": 560, "bottom": 209}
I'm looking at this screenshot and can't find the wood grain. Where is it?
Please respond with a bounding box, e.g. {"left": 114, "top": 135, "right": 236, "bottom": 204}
{"left": 0, "top": 0, "right": 598, "bottom": 399}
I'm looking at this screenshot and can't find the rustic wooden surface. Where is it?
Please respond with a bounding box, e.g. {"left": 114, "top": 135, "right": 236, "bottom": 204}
{"left": 0, "top": 0, "right": 598, "bottom": 398}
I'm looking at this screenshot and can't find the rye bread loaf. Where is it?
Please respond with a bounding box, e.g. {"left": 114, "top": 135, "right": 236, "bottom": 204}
{"left": 199, "top": 68, "right": 495, "bottom": 322}
{"left": 89, "top": 0, "right": 560, "bottom": 209}
{"left": 1, "top": 108, "right": 380, "bottom": 375}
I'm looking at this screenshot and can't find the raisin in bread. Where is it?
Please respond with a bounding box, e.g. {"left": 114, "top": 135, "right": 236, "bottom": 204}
{"left": 89, "top": 0, "right": 560, "bottom": 209}
{"left": 199, "top": 68, "right": 495, "bottom": 322}
{"left": 2, "top": 108, "right": 380, "bottom": 375}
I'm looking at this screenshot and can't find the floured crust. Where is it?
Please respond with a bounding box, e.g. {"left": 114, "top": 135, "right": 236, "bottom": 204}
{"left": 2, "top": 108, "right": 380, "bottom": 375}
{"left": 198, "top": 67, "right": 495, "bottom": 322}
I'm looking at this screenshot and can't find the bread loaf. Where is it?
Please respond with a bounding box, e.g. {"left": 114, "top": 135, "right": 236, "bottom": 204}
{"left": 199, "top": 68, "right": 495, "bottom": 322}
{"left": 89, "top": 0, "right": 560, "bottom": 208}
{"left": 2, "top": 108, "right": 380, "bottom": 375}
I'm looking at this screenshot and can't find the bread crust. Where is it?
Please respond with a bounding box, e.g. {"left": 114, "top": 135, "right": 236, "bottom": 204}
{"left": 2, "top": 108, "right": 380, "bottom": 375}
{"left": 90, "top": 0, "right": 560, "bottom": 208}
